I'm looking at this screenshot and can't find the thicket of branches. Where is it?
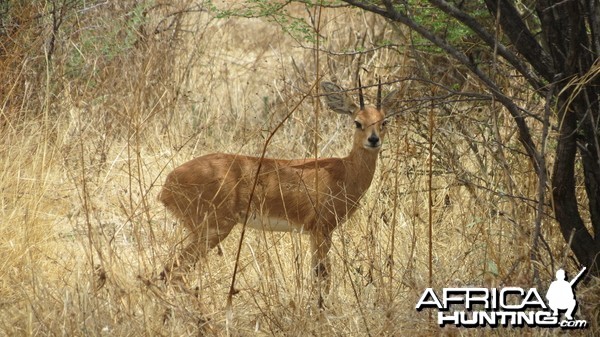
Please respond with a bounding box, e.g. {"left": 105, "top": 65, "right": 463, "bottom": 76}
{"left": 334, "top": 0, "right": 600, "bottom": 279}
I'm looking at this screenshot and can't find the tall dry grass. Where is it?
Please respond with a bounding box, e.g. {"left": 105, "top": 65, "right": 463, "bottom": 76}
{"left": 1, "top": 1, "right": 597, "bottom": 336}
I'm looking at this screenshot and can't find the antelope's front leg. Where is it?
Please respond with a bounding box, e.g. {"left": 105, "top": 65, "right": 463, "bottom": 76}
{"left": 310, "top": 230, "right": 332, "bottom": 294}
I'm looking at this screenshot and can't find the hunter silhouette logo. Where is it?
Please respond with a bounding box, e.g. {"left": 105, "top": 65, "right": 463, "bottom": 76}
{"left": 415, "top": 267, "right": 588, "bottom": 329}
{"left": 546, "top": 267, "right": 586, "bottom": 321}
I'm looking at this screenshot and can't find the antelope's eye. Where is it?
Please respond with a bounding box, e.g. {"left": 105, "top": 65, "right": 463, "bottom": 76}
{"left": 382, "top": 119, "right": 389, "bottom": 128}
{"left": 354, "top": 121, "right": 362, "bottom": 129}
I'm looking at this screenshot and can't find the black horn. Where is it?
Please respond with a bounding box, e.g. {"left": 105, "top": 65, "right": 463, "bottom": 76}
{"left": 376, "top": 77, "right": 382, "bottom": 110}
{"left": 358, "top": 76, "right": 365, "bottom": 109}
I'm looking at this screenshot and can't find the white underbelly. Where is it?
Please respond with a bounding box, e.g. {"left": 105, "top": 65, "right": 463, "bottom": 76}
{"left": 243, "top": 214, "right": 304, "bottom": 232}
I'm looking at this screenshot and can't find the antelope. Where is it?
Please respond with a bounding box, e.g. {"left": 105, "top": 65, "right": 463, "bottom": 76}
{"left": 159, "top": 79, "right": 394, "bottom": 293}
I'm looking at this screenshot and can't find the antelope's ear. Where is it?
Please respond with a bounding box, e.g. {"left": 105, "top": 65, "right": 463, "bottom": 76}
{"left": 320, "top": 82, "right": 358, "bottom": 115}
{"left": 382, "top": 88, "right": 400, "bottom": 116}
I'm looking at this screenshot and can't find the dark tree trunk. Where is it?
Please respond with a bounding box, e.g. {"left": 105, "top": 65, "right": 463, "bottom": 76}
{"left": 536, "top": 0, "right": 600, "bottom": 275}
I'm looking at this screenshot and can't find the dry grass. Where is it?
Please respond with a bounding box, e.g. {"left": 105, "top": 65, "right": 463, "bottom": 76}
{"left": 0, "top": 1, "right": 598, "bottom": 336}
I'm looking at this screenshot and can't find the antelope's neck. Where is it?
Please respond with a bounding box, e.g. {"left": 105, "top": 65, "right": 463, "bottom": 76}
{"left": 345, "top": 148, "right": 379, "bottom": 193}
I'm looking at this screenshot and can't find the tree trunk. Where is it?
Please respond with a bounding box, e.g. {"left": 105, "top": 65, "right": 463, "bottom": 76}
{"left": 536, "top": 0, "right": 600, "bottom": 276}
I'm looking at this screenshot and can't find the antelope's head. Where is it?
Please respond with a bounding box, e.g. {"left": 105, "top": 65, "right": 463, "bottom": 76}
{"left": 321, "top": 78, "right": 395, "bottom": 152}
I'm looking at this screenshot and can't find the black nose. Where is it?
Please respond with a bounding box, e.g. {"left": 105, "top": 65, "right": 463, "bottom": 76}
{"left": 368, "top": 134, "right": 380, "bottom": 145}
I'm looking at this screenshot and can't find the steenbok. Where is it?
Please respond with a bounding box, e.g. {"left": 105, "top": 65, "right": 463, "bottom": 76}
{"left": 159, "top": 79, "right": 394, "bottom": 294}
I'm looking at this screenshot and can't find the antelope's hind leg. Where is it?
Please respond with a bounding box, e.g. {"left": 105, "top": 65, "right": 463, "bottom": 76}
{"left": 162, "top": 214, "right": 237, "bottom": 285}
